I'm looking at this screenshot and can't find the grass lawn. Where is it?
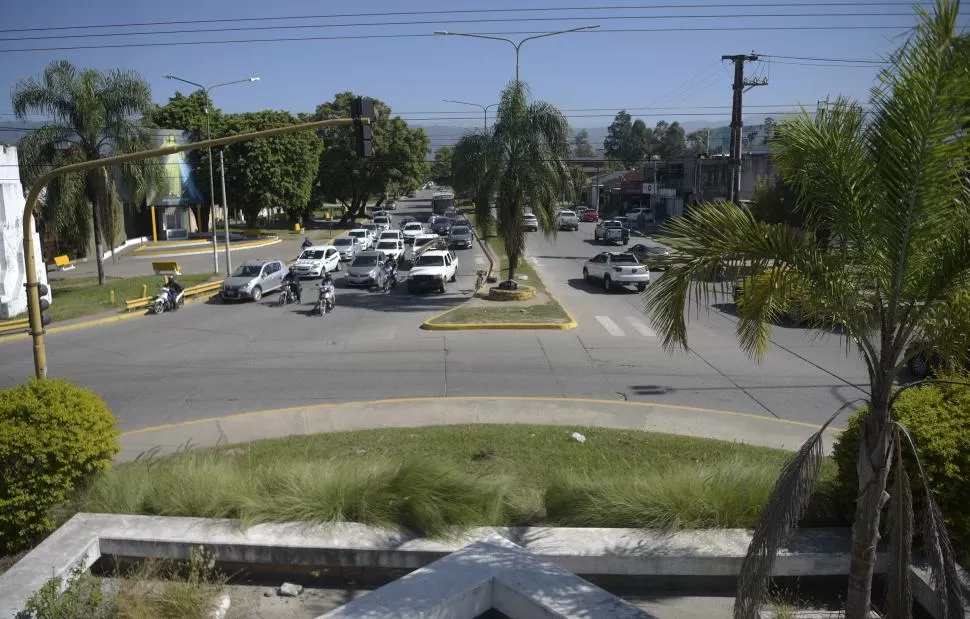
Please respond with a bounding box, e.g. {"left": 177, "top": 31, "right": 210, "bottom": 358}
{"left": 0, "top": 274, "right": 214, "bottom": 324}
{"left": 74, "top": 425, "right": 842, "bottom": 536}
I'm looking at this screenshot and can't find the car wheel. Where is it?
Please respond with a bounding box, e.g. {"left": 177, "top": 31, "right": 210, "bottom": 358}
{"left": 603, "top": 275, "right": 612, "bottom": 292}
{"left": 251, "top": 286, "right": 262, "bottom": 302}
{"left": 335, "top": 261, "right": 341, "bottom": 272}
{"left": 583, "top": 268, "right": 590, "bottom": 283}
{"left": 908, "top": 353, "right": 930, "bottom": 379}
{"left": 637, "top": 283, "right": 647, "bottom": 292}
{"left": 450, "top": 271, "right": 457, "bottom": 283}
{"left": 439, "top": 280, "right": 447, "bottom": 293}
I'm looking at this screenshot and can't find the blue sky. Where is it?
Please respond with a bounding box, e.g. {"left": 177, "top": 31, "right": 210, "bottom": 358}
{"left": 1, "top": 0, "right": 960, "bottom": 141}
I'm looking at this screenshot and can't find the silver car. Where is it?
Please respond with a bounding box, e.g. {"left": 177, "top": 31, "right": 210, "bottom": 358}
{"left": 345, "top": 251, "right": 388, "bottom": 287}
{"left": 448, "top": 225, "right": 474, "bottom": 250}
{"left": 220, "top": 259, "right": 286, "bottom": 302}
{"left": 332, "top": 236, "right": 360, "bottom": 261}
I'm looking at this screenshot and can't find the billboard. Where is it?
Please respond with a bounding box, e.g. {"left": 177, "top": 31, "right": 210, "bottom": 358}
{"left": 151, "top": 129, "right": 203, "bottom": 207}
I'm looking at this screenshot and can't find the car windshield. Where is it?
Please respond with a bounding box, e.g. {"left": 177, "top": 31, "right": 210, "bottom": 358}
{"left": 415, "top": 237, "right": 436, "bottom": 248}
{"left": 334, "top": 238, "right": 353, "bottom": 246}
{"left": 434, "top": 218, "right": 452, "bottom": 226}
{"left": 415, "top": 255, "right": 445, "bottom": 267}
{"left": 611, "top": 253, "right": 638, "bottom": 264}
{"left": 374, "top": 218, "right": 389, "bottom": 224}
{"left": 560, "top": 211, "right": 576, "bottom": 217}
{"left": 377, "top": 241, "right": 398, "bottom": 249}
{"left": 349, "top": 231, "right": 366, "bottom": 238}
{"left": 362, "top": 224, "right": 377, "bottom": 231}
{"left": 352, "top": 255, "right": 379, "bottom": 267}
{"left": 450, "top": 227, "right": 469, "bottom": 235}
{"left": 604, "top": 222, "right": 622, "bottom": 228}
{"left": 300, "top": 250, "right": 325, "bottom": 260}
{"left": 404, "top": 223, "right": 422, "bottom": 230}
{"left": 232, "top": 265, "right": 262, "bottom": 277}
{"left": 380, "top": 232, "right": 399, "bottom": 239}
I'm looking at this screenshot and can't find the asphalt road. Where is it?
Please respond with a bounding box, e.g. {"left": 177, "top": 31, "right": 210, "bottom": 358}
{"left": 0, "top": 191, "right": 869, "bottom": 431}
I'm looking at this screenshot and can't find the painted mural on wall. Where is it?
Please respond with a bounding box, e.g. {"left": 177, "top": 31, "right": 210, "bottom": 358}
{"left": 151, "top": 129, "right": 203, "bottom": 207}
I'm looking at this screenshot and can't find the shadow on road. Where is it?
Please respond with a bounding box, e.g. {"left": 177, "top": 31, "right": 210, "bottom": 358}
{"left": 566, "top": 277, "right": 641, "bottom": 295}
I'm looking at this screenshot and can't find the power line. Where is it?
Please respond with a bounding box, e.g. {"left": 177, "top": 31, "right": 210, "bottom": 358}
{"left": 761, "top": 53, "right": 887, "bottom": 63}
{"left": 0, "top": 2, "right": 932, "bottom": 34}
{"left": 0, "top": 25, "right": 918, "bottom": 54}
{"left": 767, "top": 59, "right": 884, "bottom": 67}
{"left": 0, "top": 12, "right": 918, "bottom": 43}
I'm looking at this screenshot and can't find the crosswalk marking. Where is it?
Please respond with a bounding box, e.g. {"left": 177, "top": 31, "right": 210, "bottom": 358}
{"left": 595, "top": 315, "right": 625, "bottom": 337}
{"left": 625, "top": 316, "right": 656, "bottom": 337}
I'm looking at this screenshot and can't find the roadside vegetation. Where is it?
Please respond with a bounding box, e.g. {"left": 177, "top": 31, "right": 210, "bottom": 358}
{"left": 0, "top": 274, "right": 213, "bottom": 324}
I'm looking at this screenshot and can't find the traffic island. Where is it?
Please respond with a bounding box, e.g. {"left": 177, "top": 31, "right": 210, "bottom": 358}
{"left": 422, "top": 287, "right": 575, "bottom": 330}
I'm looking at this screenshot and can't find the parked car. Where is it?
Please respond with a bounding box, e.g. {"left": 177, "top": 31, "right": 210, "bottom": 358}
{"left": 345, "top": 251, "right": 388, "bottom": 287}
{"left": 373, "top": 215, "right": 392, "bottom": 232}
{"left": 407, "top": 190, "right": 416, "bottom": 198}
{"left": 626, "top": 207, "right": 655, "bottom": 225}
{"left": 385, "top": 200, "right": 398, "bottom": 211}
{"left": 220, "top": 259, "right": 286, "bottom": 302}
{"left": 583, "top": 252, "right": 650, "bottom": 292}
{"left": 375, "top": 238, "right": 406, "bottom": 264}
{"left": 408, "top": 250, "right": 459, "bottom": 293}
{"left": 448, "top": 225, "right": 474, "bottom": 249}
{"left": 402, "top": 221, "right": 425, "bottom": 243}
{"left": 581, "top": 208, "right": 600, "bottom": 223}
{"left": 614, "top": 216, "right": 632, "bottom": 230}
{"left": 348, "top": 228, "right": 374, "bottom": 250}
{"left": 332, "top": 236, "right": 361, "bottom": 261}
{"left": 594, "top": 220, "right": 630, "bottom": 245}
{"left": 905, "top": 340, "right": 970, "bottom": 379}
{"left": 431, "top": 217, "right": 454, "bottom": 236}
{"left": 523, "top": 213, "right": 539, "bottom": 232}
{"left": 627, "top": 243, "right": 670, "bottom": 270}
{"left": 557, "top": 210, "right": 579, "bottom": 231}
{"left": 293, "top": 245, "right": 341, "bottom": 278}
{"left": 408, "top": 233, "right": 443, "bottom": 262}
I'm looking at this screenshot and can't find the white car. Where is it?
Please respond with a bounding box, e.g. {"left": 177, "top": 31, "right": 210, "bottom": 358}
{"left": 401, "top": 221, "right": 425, "bottom": 242}
{"left": 348, "top": 228, "right": 374, "bottom": 250}
{"left": 332, "top": 236, "right": 361, "bottom": 261}
{"left": 379, "top": 230, "right": 404, "bottom": 243}
{"left": 627, "top": 207, "right": 655, "bottom": 224}
{"left": 407, "top": 233, "right": 443, "bottom": 262}
{"left": 293, "top": 245, "right": 341, "bottom": 277}
{"left": 373, "top": 215, "right": 392, "bottom": 232}
{"left": 407, "top": 250, "right": 459, "bottom": 293}
{"left": 557, "top": 210, "right": 579, "bottom": 231}
{"left": 375, "top": 238, "right": 405, "bottom": 264}
{"left": 523, "top": 213, "right": 539, "bottom": 232}
{"left": 583, "top": 251, "right": 650, "bottom": 292}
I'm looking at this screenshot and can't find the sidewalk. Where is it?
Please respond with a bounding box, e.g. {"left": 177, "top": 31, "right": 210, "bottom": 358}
{"left": 118, "top": 396, "right": 840, "bottom": 462}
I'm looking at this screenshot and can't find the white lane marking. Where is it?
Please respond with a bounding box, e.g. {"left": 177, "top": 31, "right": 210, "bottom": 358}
{"left": 625, "top": 316, "right": 656, "bottom": 337}
{"left": 595, "top": 315, "right": 625, "bottom": 337}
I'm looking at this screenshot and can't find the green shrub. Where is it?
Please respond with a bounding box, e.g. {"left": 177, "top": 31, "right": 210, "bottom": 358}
{"left": 735, "top": 268, "right": 818, "bottom": 324}
{"left": 0, "top": 379, "right": 119, "bottom": 553}
{"left": 832, "top": 376, "right": 970, "bottom": 563}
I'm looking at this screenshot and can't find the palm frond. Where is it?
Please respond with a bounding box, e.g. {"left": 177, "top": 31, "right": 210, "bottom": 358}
{"left": 733, "top": 405, "right": 846, "bottom": 619}
{"left": 886, "top": 426, "right": 914, "bottom": 619}
{"left": 896, "top": 421, "right": 969, "bottom": 618}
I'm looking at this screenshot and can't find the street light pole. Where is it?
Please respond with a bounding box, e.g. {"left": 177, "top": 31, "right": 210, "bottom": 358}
{"left": 435, "top": 26, "right": 599, "bottom": 81}
{"left": 163, "top": 75, "right": 260, "bottom": 275}
{"left": 442, "top": 99, "right": 497, "bottom": 133}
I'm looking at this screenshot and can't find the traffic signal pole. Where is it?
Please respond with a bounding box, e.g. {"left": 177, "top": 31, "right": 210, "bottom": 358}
{"left": 21, "top": 115, "right": 371, "bottom": 379}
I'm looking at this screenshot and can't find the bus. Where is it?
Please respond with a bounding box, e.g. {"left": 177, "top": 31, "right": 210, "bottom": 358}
{"left": 431, "top": 192, "right": 455, "bottom": 215}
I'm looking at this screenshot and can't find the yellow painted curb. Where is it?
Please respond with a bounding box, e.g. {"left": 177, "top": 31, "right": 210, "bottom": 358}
{"left": 422, "top": 318, "right": 577, "bottom": 331}
{"left": 0, "top": 292, "right": 217, "bottom": 344}
{"left": 132, "top": 237, "right": 280, "bottom": 259}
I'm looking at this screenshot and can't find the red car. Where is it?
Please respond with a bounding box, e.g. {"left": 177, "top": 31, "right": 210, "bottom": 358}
{"left": 580, "top": 208, "right": 599, "bottom": 222}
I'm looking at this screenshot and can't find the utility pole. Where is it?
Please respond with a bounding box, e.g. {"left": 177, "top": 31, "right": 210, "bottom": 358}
{"left": 721, "top": 53, "right": 766, "bottom": 203}
{"left": 219, "top": 150, "right": 232, "bottom": 275}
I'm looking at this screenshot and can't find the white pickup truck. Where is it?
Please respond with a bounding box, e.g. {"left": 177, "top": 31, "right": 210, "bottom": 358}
{"left": 407, "top": 250, "right": 459, "bottom": 293}
{"left": 594, "top": 220, "right": 630, "bottom": 245}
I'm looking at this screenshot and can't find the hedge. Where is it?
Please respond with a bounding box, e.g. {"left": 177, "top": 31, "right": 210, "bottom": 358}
{"left": 0, "top": 379, "right": 120, "bottom": 553}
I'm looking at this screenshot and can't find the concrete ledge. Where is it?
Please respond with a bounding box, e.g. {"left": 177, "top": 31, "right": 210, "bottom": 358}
{"left": 421, "top": 317, "right": 577, "bottom": 331}
{"left": 487, "top": 284, "right": 536, "bottom": 301}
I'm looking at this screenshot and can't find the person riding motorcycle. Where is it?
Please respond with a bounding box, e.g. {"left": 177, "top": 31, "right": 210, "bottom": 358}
{"left": 318, "top": 271, "right": 335, "bottom": 312}
{"left": 282, "top": 266, "right": 302, "bottom": 303}
{"left": 165, "top": 275, "right": 183, "bottom": 309}
{"left": 301, "top": 236, "right": 312, "bottom": 250}
{"left": 382, "top": 260, "right": 397, "bottom": 290}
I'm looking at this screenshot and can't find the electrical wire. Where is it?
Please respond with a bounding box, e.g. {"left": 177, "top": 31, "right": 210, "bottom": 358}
{"left": 760, "top": 54, "right": 887, "bottom": 63}
{"left": 0, "top": 2, "right": 934, "bottom": 34}
{"left": 0, "top": 25, "right": 918, "bottom": 54}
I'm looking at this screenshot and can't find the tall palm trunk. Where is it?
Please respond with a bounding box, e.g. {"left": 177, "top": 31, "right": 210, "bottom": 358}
{"left": 845, "top": 379, "right": 894, "bottom": 618}
{"left": 84, "top": 169, "right": 107, "bottom": 285}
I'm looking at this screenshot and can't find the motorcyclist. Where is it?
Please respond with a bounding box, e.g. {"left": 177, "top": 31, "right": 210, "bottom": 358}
{"left": 382, "top": 259, "right": 397, "bottom": 290}
{"left": 319, "top": 272, "right": 335, "bottom": 312}
{"left": 165, "top": 275, "right": 183, "bottom": 309}
{"left": 282, "top": 266, "right": 302, "bottom": 303}
{"left": 301, "top": 236, "right": 312, "bottom": 250}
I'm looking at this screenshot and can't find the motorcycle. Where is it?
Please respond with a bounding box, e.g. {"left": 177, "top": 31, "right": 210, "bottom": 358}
{"left": 381, "top": 264, "right": 398, "bottom": 293}
{"left": 311, "top": 279, "right": 336, "bottom": 315}
{"left": 278, "top": 280, "right": 302, "bottom": 306}
{"left": 149, "top": 285, "right": 184, "bottom": 314}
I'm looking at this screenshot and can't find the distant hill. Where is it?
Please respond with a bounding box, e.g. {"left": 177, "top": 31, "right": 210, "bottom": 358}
{"left": 0, "top": 120, "right": 44, "bottom": 146}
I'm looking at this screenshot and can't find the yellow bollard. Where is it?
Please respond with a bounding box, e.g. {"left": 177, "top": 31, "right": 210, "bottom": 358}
{"left": 109, "top": 290, "right": 116, "bottom": 304}
{"left": 141, "top": 284, "right": 148, "bottom": 298}
{"left": 294, "top": 222, "right": 302, "bottom": 232}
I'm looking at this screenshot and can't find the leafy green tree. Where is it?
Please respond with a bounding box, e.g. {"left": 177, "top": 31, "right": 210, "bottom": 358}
{"left": 431, "top": 145, "right": 455, "bottom": 186}
{"left": 220, "top": 110, "right": 323, "bottom": 226}
{"left": 453, "top": 131, "right": 493, "bottom": 236}
{"left": 311, "top": 92, "right": 430, "bottom": 224}
{"left": 631, "top": 120, "right": 653, "bottom": 163}
{"left": 762, "top": 117, "right": 777, "bottom": 144}
{"left": 643, "top": 3, "right": 970, "bottom": 616}
{"left": 13, "top": 60, "right": 164, "bottom": 284}
{"left": 603, "top": 110, "right": 636, "bottom": 166}
{"left": 686, "top": 128, "right": 710, "bottom": 156}
{"left": 747, "top": 176, "right": 802, "bottom": 227}
{"left": 485, "top": 80, "right": 571, "bottom": 281}
{"left": 654, "top": 121, "right": 686, "bottom": 159}
{"left": 572, "top": 129, "right": 595, "bottom": 157}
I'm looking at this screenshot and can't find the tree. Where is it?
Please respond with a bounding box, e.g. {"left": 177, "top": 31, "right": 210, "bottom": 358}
{"left": 453, "top": 131, "right": 493, "bottom": 235}
{"left": 603, "top": 110, "right": 636, "bottom": 166}
{"left": 13, "top": 60, "right": 163, "bottom": 285}
{"left": 572, "top": 129, "right": 595, "bottom": 157}
{"left": 686, "top": 128, "right": 710, "bottom": 156}
{"left": 762, "top": 117, "right": 777, "bottom": 144}
{"left": 220, "top": 110, "right": 323, "bottom": 226}
{"left": 643, "top": 3, "right": 970, "bottom": 617}
{"left": 484, "top": 80, "right": 571, "bottom": 281}
{"left": 630, "top": 120, "right": 653, "bottom": 163}
{"left": 747, "top": 176, "right": 802, "bottom": 228}
{"left": 311, "top": 92, "right": 429, "bottom": 225}
{"left": 431, "top": 145, "right": 455, "bottom": 186}
{"left": 656, "top": 121, "right": 686, "bottom": 159}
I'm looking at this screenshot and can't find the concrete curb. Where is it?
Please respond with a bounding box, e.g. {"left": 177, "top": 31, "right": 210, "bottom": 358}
{"left": 116, "top": 396, "right": 842, "bottom": 462}
{"left": 131, "top": 237, "right": 280, "bottom": 259}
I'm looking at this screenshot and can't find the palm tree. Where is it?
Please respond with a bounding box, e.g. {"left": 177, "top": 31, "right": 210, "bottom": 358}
{"left": 642, "top": 2, "right": 969, "bottom": 618}
{"left": 13, "top": 60, "right": 163, "bottom": 285}
{"left": 453, "top": 131, "right": 493, "bottom": 236}
{"left": 483, "top": 80, "right": 572, "bottom": 282}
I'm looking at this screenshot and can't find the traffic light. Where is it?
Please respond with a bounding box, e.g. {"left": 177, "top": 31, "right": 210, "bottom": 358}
{"left": 351, "top": 97, "right": 378, "bottom": 158}
{"left": 36, "top": 283, "right": 52, "bottom": 328}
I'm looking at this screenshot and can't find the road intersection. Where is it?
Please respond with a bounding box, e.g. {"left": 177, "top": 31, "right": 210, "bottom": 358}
{"left": 0, "top": 190, "right": 869, "bottom": 433}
